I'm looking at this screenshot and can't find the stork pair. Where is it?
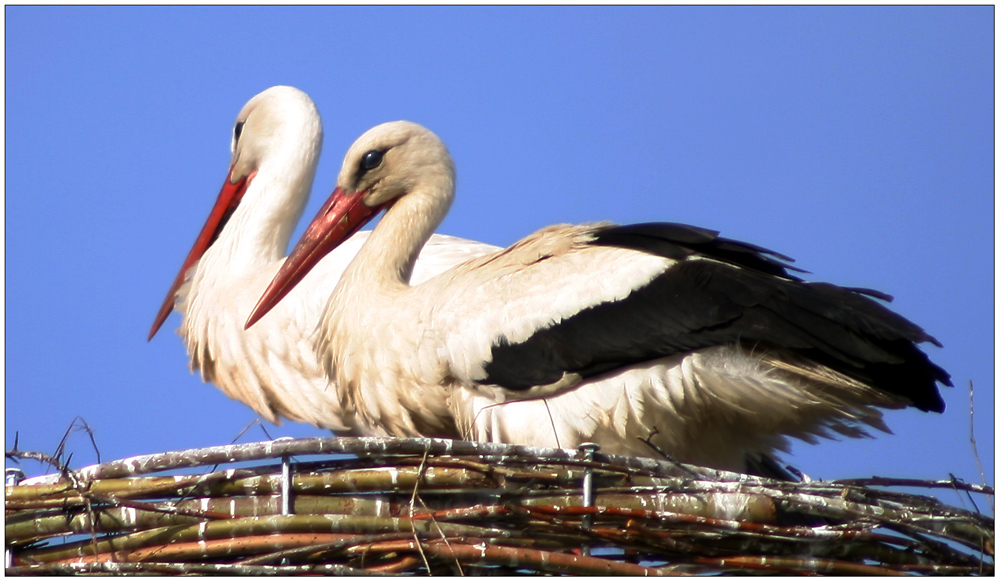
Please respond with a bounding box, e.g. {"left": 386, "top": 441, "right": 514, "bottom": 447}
{"left": 150, "top": 86, "right": 950, "bottom": 475}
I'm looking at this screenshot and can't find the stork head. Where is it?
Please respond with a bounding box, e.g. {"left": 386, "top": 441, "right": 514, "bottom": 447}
{"left": 245, "top": 121, "right": 455, "bottom": 329}
{"left": 228, "top": 85, "right": 323, "bottom": 189}
{"left": 148, "top": 86, "right": 322, "bottom": 340}
{"left": 337, "top": 120, "right": 455, "bottom": 210}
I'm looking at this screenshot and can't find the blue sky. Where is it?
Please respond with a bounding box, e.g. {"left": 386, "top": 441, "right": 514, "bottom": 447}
{"left": 5, "top": 7, "right": 993, "bottom": 496}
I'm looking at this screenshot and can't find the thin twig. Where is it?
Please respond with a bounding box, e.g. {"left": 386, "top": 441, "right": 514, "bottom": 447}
{"left": 637, "top": 427, "right": 701, "bottom": 478}
{"left": 54, "top": 417, "right": 101, "bottom": 465}
{"left": 968, "top": 380, "right": 993, "bottom": 513}
{"left": 408, "top": 444, "right": 435, "bottom": 574}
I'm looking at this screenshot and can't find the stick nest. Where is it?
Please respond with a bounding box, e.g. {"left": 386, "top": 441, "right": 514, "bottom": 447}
{"left": 5, "top": 437, "right": 994, "bottom": 575}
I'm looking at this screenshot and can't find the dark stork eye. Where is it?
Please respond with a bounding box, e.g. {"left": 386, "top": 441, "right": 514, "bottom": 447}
{"left": 361, "top": 150, "right": 384, "bottom": 172}
{"left": 233, "top": 121, "right": 245, "bottom": 146}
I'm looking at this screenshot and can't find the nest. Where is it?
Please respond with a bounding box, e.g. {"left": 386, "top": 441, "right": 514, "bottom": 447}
{"left": 5, "top": 437, "right": 994, "bottom": 575}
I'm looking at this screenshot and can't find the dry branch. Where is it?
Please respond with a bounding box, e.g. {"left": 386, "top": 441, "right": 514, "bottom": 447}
{"left": 5, "top": 436, "right": 994, "bottom": 576}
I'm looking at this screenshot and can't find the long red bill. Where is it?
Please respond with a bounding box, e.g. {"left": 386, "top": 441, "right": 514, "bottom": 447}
{"left": 245, "top": 186, "right": 380, "bottom": 330}
{"left": 147, "top": 169, "right": 254, "bottom": 341}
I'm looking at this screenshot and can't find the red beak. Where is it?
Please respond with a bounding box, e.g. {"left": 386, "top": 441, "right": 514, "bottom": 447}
{"left": 245, "top": 186, "right": 381, "bottom": 330}
{"left": 147, "top": 168, "right": 254, "bottom": 341}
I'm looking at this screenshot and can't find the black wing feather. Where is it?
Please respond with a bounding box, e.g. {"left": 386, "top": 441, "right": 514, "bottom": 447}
{"left": 482, "top": 222, "right": 950, "bottom": 413}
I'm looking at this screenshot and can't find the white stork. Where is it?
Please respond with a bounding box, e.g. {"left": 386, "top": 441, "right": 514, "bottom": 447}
{"left": 247, "top": 120, "right": 950, "bottom": 474}
{"left": 149, "top": 91, "right": 497, "bottom": 436}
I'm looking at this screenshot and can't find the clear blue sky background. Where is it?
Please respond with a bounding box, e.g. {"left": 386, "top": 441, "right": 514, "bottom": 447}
{"left": 5, "top": 7, "right": 993, "bottom": 497}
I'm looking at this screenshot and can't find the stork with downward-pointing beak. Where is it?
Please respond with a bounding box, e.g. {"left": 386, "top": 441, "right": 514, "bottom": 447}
{"left": 150, "top": 92, "right": 498, "bottom": 436}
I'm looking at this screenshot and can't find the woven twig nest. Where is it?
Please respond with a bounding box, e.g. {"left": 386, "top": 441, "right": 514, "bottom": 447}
{"left": 5, "top": 437, "right": 994, "bottom": 575}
